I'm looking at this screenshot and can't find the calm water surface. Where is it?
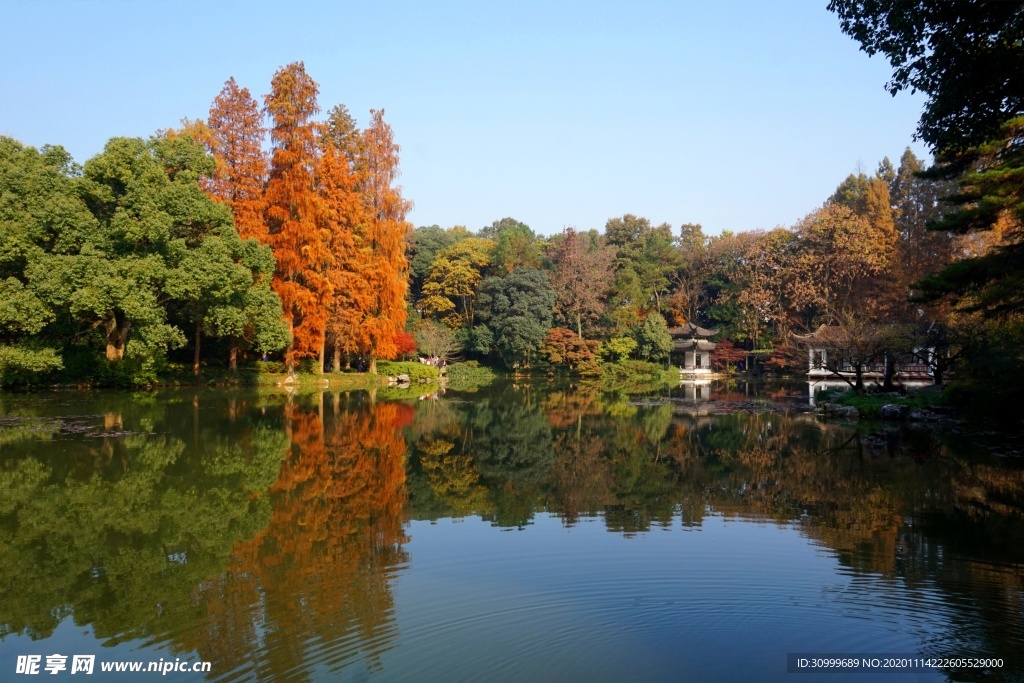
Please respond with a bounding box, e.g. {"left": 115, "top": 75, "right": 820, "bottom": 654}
{"left": 1, "top": 381, "right": 1022, "bottom": 682}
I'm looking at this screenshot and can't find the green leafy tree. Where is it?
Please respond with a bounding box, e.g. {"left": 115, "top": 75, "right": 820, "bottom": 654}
{"left": 829, "top": 1, "right": 1024, "bottom": 154}
{"left": 492, "top": 221, "right": 542, "bottom": 273}
{"left": 605, "top": 214, "right": 682, "bottom": 317}
{"left": 476, "top": 267, "right": 555, "bottom": 368}
{"left": 28, "top": 136, "right": 218, "bottom": 371}
{"left": 0, "top": 138, "right": 94, "bottom": 381}
{"left": 8, "top": 133, "right": 286, "bottom": 383}
{"left": 166, "top": 226, "right": 288, "bottom": 373}
{"left": 601, "top": 336, "right": 637, "bottom": 363}
{"left": 631, "top": 312, "right": 673, "bottom": 362}
{"left": 479, "top": 216, "right": 528, "bottom": 240}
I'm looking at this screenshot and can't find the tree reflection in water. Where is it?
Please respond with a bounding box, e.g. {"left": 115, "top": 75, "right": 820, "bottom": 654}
{"left": 191, "top": 394, "right": 411, "bottom": 681}
{"left": 1, "top": 384, "right": 1022, "bottom": 680}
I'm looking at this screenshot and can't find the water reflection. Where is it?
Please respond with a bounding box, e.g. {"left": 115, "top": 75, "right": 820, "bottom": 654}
{"left": 191, "top": 395, "right": 410, "bottom": 681}
{"left": 0, "top": 393, "right": 286, "bottom": 646}
{"left": 0, "top": 384, "right": 1022, "bottom": 681}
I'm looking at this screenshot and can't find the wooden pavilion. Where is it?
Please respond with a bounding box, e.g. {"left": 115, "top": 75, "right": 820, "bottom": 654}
{"left": 669, "top": 322, "right": 718, "bottom": 376}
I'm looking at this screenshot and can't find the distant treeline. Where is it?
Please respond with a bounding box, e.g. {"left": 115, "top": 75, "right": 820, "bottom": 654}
{"left": 3, "top": 0, "right": 1024, "bottom": 428}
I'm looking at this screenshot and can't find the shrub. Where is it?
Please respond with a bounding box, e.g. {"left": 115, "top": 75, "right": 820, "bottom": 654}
{"left": 601, "top": 336, "right": 637, "bottom": 363}
{"left": 446, "top": 360, "right": 497, "bottom": 391}
{"left": 0, "top": 344, "right": 63, "bottom": 387}
{"left": 599, "top": 360, "right": 677, "bottom": 394}
{"left": 254, "top": 360, "right": 287, "bottom": 374}
{"left": 542, "top": 327, "right": 599, "bottom": 373}
{"left": 377, "top": 360, "right": 440, "bottom": 382}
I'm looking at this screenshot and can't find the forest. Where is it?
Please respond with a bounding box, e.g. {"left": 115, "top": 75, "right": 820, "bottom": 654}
{"left": 0, "top": 2, "right": 1022, "bottom": 423}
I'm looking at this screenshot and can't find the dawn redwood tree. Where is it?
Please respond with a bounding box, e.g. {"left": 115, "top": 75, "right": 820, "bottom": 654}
{"left": 264, "top": 62, "right": 331, "bottom": 371}
{"left": 551, "top": 228, "right": 614, "bottom": 338}
{"left": 318, "top": 132, "right": 370, "bottom": 372}
{"left": 359, "top": 109, "right": 411, "bottom": 374}
{"left": 205, "top": 78, "right": 268, "bottom": 241}
{"left": 192, "top": 79, "right": 276, "bottom": 369}
{"left": 322, "top": 104, "right": 365, "bottom": 172}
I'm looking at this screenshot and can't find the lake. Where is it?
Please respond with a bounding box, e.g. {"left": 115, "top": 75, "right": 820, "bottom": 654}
{"left": 1, "top": 380, "right": 1022, "bottom": 682}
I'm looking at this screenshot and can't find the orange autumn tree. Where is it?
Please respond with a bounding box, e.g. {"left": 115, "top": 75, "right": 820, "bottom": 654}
{"left": 205, "top": 77, "right": 269, "bottom": 241}
{"left": 319, "top": 105, "right": 372, "bottom": 372}
{"left": 360, "top": 109, "right": 412, "bottom": 374}
{"left": 264, "top": 62, "right": 333, "bottom": 370}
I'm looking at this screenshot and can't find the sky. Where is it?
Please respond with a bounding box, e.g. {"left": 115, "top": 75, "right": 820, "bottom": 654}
{"left": 1, "top": 1, "right": 929, "bottom": 236}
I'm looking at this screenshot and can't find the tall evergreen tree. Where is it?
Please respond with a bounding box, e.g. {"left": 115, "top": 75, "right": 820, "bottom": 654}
{"left": 890, "top": 148, "right": 953, "bottom": 288}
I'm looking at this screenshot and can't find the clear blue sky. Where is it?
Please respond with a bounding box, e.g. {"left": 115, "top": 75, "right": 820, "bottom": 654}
{"left": 1, "top": 1, "right": 927, "bottom": 236}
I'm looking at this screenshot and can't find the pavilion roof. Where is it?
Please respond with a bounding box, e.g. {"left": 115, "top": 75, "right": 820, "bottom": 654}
{"left": 791, "top": 324, "right": 913, "bottom": 345}
{"left": 674, "top": 339, "right": 717, "bottom": 351}
{"left": 668, "top": 322, "right": 718, "bottom": 338}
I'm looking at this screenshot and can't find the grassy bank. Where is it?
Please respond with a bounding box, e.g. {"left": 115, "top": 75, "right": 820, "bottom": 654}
{"left": 591, "top": 361, "right": 679, "bottom": 394}
{"left": 818, "top": 386, "right": 947, "bottom": 418}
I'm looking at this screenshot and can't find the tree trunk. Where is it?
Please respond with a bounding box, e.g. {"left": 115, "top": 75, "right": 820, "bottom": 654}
{"left": 333, "top": 344, "right": 342, "bottom": 373}
{"left": 193, "top": 321, "right": 202, "bottom": 376}
{"left": 577, "top": 313, "right": 582, "bottom": 339}
{"left": 369, "top": 356, "right": 377, "bottom": 375}
{"left": 882, "top": 353, "right": 896, "bottom": 391}
{"left": 104, "top": 313, "right": 130, "bottom": 362}
{"left": 228, "top": 340, "right": 239, "bottom": 371}
{"left": 285, "top": 318, "right": 295, "bottom": 373}
{"left": 318, "top": 339, "right": 326, "bottom": 374}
